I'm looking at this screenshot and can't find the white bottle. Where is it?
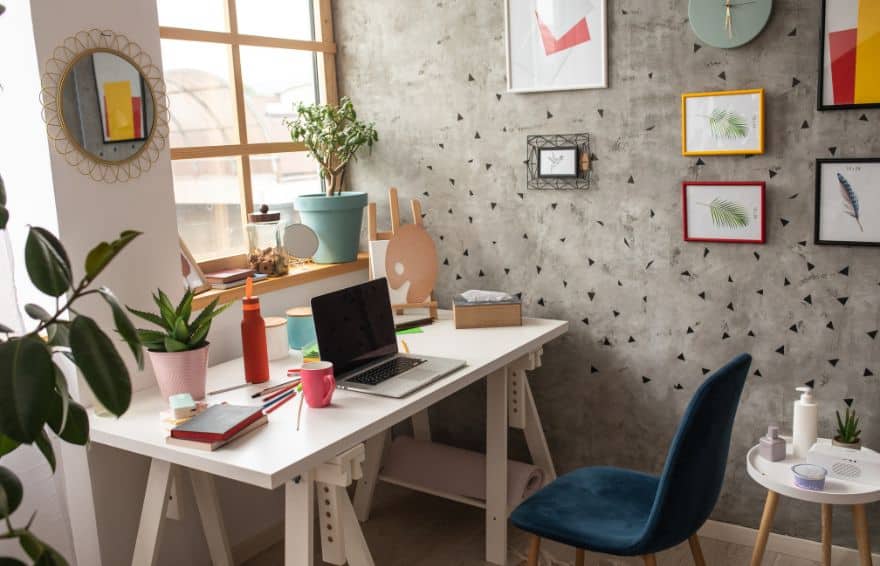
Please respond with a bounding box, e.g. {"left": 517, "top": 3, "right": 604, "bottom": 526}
{"left": 792, "top": 386, "right": 818, "bottom": 459}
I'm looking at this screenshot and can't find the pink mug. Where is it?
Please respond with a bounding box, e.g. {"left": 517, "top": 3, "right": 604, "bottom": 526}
{"left": 300, "top": 361, "right": 335, "bottom": 408}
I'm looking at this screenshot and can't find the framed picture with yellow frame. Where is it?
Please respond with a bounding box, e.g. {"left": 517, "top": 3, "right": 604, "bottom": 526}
{"left": 681, "top": 88, "right": 765, "bottom": 156}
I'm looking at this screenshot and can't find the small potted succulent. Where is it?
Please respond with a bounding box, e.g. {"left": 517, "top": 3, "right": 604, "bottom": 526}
{"left": 285, "top": 96, "right": 378, "bottom": 264}
{"left": 128, "top": 290, "right": 229, "bottom": 400}
{"left": 833, "top": 404, "right": 861, "bottom": 449}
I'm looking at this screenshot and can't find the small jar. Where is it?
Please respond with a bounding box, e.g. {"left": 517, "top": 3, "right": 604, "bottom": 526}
{"left": 247, "top": 205, "right": 288, "bottom": 276}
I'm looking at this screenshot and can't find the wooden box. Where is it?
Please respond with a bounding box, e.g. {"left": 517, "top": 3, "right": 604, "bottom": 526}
{"left": 452, "top": 295, "right": 522, "bottom": 329}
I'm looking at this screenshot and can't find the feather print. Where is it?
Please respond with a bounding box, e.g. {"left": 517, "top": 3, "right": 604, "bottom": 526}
{"left": 837, "top": 172, "right": 864, "bottom": 232}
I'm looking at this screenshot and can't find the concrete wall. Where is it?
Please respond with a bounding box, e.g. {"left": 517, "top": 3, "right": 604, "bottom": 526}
{"left": 334, "top": 0, "right": 880, "bottom": 548}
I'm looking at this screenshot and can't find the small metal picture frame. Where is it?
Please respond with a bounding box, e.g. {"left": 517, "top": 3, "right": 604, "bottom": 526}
{"left": 527, "top": 134, "right": 591, "bottom": 190}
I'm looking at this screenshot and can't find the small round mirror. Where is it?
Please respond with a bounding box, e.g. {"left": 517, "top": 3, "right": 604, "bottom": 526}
{"left": 60, "top": 50, "right": 155, "bottom": 163}
{"left": 284, "top": 223, "right": 320, "bottom": 260}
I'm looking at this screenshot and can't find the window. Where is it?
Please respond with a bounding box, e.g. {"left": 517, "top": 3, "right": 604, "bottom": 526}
{"left": 158, "top": 0, "right": 337, "bottom": 266}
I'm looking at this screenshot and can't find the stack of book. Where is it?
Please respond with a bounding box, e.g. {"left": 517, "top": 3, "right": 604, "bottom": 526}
{"left": 204, "top": 268, "right": 264, "bottom": 290}
{"left": 166, "top": 404, "right": 267, "bottom": 451}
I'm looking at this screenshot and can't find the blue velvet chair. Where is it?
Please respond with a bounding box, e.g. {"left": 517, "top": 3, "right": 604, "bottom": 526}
{"left": 511, "top": 353, "right": 752, "bottom": 566}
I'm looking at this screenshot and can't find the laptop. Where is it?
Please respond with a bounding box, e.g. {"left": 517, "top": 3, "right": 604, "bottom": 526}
{"left": 311, "top": 279, "right": 465, "bottom": 398}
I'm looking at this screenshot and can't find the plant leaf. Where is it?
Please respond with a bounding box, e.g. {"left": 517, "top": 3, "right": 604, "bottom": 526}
{"left": 34, "top": 428, "right": 55, "bottom": 472}
{"left": 163, "top": 336, "right": 188, "bottom": 352}
{"left": 708, "top": 108, "right": 748, "bottom": 140}
{"left": 47, "top": 321, "right": 70, "bottom": 348}
{"left": 188, "top": 322, "right": 210, "bottom": 347}
{"left": 0, "top": 556, "right": 27, "bottom": 566}
{"left": 0, "top": 434, "right": 19, "bottom": 457}
{"left": 155, "top": 291, "right": 177, "bottom": 329}
{"left": 0, "top": 172, "right": 6, "bottom": 206}
{"left": 0, "top": 337, "right": 54, "bottom": 443}
{"left": 83, "top": 230, "right": 141, "bottom": 282}
{"left": 25, "top": 227, "right": 72, "bottom": 297}
{"left": 0, "top": 465, "right": 23, "bottom": 519}
{"left": 0, "top": 205, "right": 8, "bottom": 231}
{"left": 69, "top": 316, "right": 131, "bottom": 416}
{"left": 126, "top": 306, "right": 168, "bottom": 330}
{"left": 52, "top": 365, "right": 70, "bottom": 433}
{"left": 176, "top": 289, "right": 193, "bottom": 322}
{"left": 98, "top": 288, "right": 143, "bottom": 370}
{"left": 47, "top": 395, "right": 88, "bottom": 446}
{"left": 707, "top": 198, "right": 749, "bottom": 229}
{"left": 24, "top": 303, "right": 53, "bottom": 323}
{"left": 172, "top": 317, "right": 189, "bottom": 343}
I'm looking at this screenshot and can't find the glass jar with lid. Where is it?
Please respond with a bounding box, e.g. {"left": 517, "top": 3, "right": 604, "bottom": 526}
{"left": 246, "top": 205, "right": 289, "bottom": 276}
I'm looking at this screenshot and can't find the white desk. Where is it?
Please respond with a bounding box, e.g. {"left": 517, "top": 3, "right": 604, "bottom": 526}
{"left": 89, "top": 311, "right": 567, "bottom": 565}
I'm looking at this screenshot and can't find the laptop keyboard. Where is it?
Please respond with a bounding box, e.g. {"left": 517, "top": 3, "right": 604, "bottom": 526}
{"left": 347, "top": 357, "right": 427, "bottom": 386}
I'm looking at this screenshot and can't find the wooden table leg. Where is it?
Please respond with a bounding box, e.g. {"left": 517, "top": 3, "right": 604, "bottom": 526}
{"left": 821, "top": 504, "right": 832, "bottom": 566}
{"left": 852, "top": 504, "right": 873, "bottom": 566}
{"left": 750, "top": 490, "right": 780, "bottom": 566}
{"left": 485, "top": 366, "right": 509, "bottom": 565}
{"left": 285, "top": 471, "right": 315, "bottom": 566}
{"left": 131, "top": 459, "right": 173, "bottom": 566}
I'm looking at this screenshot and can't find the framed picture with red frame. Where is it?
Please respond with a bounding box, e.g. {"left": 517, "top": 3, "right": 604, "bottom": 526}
{"left": 682, "top": 182, "right": 766, "bottom": 243}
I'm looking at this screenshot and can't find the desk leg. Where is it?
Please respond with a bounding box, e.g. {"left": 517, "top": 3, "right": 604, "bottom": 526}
{"left": 852, "top": 504, "right": 873, "bottom": 566}
{"left": 821, "top": 504, "right": 832, "bottom": 566}
{"left": 750, "top": 490, "right": 779, "bottom": 566}
{"left": 189, "top": 470, "right": 234, "bottom": 566}
{"left": 131, "top": 459, "right": 173, "bottom": 566}
{"left": 522, "top": 377, "right": 557, "bottom": 482}
{"left": 285, "top": 472, "right": 315, "bottom": 566}
{"left": 353, "top": 430, "right": 389, "bottom": 522}
{"left": 486, "top": 366, "right": 509, "bottom": 565}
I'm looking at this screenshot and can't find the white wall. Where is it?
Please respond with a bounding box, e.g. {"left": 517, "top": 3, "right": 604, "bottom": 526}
{"left": 14, "top": 2, "right": 368, "bottom": 564}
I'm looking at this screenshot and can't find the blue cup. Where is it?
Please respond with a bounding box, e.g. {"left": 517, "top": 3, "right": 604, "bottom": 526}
{"left": 286, "top": 306, "right": 316, "bottom": 350}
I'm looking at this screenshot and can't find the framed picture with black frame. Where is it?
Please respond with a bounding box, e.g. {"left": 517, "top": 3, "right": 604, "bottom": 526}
{"left": 537, "top": 146, "right": 578, "bottom": 178}
{"left": 814, "top": 158, "right": 880, "bottom": 246}
{"left": 817, "top": 0, "right": 880, "bottom": 111}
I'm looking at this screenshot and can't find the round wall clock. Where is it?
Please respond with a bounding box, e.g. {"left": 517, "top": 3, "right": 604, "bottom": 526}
{"left": 689, "top": 0, "right": 772, "bottom": 49}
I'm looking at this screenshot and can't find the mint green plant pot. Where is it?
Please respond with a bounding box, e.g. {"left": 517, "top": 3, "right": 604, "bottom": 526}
{"left": 294, "top": 192, "right": 367, "bottom": 264}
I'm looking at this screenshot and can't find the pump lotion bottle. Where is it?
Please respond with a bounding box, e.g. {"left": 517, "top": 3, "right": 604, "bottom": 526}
{"left": 792, "top": 386, "right": 818, "bottom": 459}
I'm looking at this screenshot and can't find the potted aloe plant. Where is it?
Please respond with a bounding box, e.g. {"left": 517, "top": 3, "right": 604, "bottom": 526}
{"left": 127, "top": 290, "right": 229, "bottom": 401}
{"left": 285, "top": 96, "right": 378, "bottom": 264}
{"left": 833, "top": 404, "right": 862, "bottom": 449}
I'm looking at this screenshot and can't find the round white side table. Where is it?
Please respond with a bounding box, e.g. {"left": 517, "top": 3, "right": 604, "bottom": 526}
{"left": 746, "top": 439, "right": 880, "bottom": 566}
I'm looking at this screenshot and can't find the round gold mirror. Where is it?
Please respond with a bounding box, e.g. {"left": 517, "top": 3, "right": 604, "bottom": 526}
{"left": 41, "top": 30, "right": 168, "bottom": 183}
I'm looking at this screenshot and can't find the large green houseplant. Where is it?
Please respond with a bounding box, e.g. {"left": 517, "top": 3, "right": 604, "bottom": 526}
{"left": 0, "top": 174, "right": 141, "bottom": 565}
{"left": 285, "top": 96, "right": 377, "bottom": 264}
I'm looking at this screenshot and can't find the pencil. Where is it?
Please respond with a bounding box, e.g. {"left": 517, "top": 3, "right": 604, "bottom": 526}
{"left": 251, "top": 378, "right": 299, "bottom": 398}
{"left": 401, "top": 339, "right": 410, "bottom": 354}
{"left": 262, "top": 388, "right": 296, "bottom": 411}
{"left": 264, "top": 391, "right": 296, "bottom": 414}
{"left": 263, "top": 383, "right": 297, "bottom": 404}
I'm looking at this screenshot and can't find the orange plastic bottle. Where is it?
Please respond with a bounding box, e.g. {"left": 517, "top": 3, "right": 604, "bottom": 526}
{"left": 241, "top": 278, "right": 269, "bottom": 383}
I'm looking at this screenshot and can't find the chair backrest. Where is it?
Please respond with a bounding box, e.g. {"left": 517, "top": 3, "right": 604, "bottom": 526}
{"left": 641, "top": 353, "right": 751, "bottom": 549}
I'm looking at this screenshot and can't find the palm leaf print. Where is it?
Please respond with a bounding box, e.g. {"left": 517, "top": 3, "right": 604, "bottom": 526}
{"left": 703, "top": 198, "right": 749, "bottom": 229}
{"left": 836, "top": 172, "right": 864, "bottom": 232}
{"left": 707, "top": 108, "right": 748, "bottom": 139}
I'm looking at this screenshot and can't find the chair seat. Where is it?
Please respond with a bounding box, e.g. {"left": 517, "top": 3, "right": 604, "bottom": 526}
{"left": 510, "top": 466, "right": 659, "bottom": 556}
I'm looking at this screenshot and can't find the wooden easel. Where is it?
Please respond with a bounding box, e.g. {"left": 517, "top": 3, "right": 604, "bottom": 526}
{"left": 367, "top": 187, "right": 439, "bottom": 319}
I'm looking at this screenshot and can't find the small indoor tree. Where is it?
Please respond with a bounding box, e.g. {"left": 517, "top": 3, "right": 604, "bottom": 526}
{"left": 285, "top": 96, "right": 378, "bottom": 196}
{"left": 0, "top": 167, "right": 141, "bottom": 564}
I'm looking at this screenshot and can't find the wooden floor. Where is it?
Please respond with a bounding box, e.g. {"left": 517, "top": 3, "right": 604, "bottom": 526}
{"left": 244, "top": 483, "right": 820, "bottom": 566}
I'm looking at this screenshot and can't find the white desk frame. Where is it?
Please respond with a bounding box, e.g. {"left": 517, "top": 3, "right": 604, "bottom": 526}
{"left": 89, "top": 312, "right": 566, "bottom": 565}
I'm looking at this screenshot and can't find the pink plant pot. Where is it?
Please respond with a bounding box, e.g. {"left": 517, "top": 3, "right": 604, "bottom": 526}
{"left": 148, "top": 344, "right": 210, "bottom": 401}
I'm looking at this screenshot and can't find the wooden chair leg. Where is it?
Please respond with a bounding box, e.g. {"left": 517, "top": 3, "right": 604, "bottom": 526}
{"left": 527, "top": 535, "right": 541, "bottom": 566}
{"left": 852, "top": 504, "right": 873, "bottom": 566}
{"left": 689, "top": 534, "right": 706, "bottom": 566}
{"left": 575, "top": 548, "right": 584, "bottom": 566}
{"left": 642, "top": 554, "right": 657, "bottom": 566}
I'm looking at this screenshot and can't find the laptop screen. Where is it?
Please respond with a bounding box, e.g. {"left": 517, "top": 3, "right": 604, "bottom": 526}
{"left": 311, "top": 279, "right": 398, "bottom": 375}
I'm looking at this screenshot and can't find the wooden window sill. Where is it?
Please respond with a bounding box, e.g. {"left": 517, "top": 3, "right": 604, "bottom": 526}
{"left": 192, "top": 252, "right": 369, "bottom": 310}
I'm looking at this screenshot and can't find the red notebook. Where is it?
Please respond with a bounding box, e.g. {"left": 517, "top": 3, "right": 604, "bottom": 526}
{"left": 204, "top": 268, "right": 255, "bottom": 284}
{"left": 170, "top": 404, "right": 264, "bottom": 443}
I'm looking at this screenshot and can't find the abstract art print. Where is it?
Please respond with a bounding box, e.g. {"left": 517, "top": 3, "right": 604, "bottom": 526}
{"left": 92, "top": 51, "right": 148, "bottom": 143}
{"left": 815, "top": 158, "right": 880, "bottom": 246}
{"left": 819, "top": 0, "right": 880, "bottom": 110}
{"left": 505, "top": 0, "right": 607, "bottom": 93}
{"left": 681, "top": 89, "right": 764, "bottom": 156}
{"left": 683, "top": 182, "right": 766, "bottom": 243}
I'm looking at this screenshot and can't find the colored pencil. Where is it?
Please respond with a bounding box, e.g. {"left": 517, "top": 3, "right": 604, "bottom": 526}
{"left": 262, "top": 383, "right": 297, "bottom": 403}
{"left": 264, "top": 391, "right": 297, "bottom": 414}
{"left": 251, "top": 378, "right": 299, "bottom": 398}
{"left": 208, "top": 382, "right": 250, "bottom": 396}
{"left": 262, "top": 388, "right": 296, "bottom": 412}
{"left": 401, "top": 339, "right": 410, "bottom": 354}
